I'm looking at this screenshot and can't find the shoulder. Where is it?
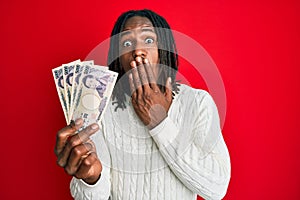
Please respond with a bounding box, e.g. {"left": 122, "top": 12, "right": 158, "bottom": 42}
{"left": 175, "top": 84, "right": 215, "bottom": 107}
{"left": 172, "top": 84, "right": 220, "bottom": 122}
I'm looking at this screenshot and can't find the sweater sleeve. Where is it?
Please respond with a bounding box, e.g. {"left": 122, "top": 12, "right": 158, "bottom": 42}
{"left": 149, "top": 91, "right": 231, "bottom": 200}
{"left": 70, "top": 127, "right": 111, "bottom": 200}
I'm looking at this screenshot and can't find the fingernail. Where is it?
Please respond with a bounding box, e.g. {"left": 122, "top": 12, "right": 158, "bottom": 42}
{"left": 57, "top": 159, "right": 65, "bottom": 167}
{"left": 75, "top": 118, "right": 83, "bottom": 125}
{"left": 144, "top": 58, "right": 149, "bottom": 63}
{"left": 129, "top": 73, "right": 133, "bottom": 80}
{"left": 136, "top": 56, "right": 142, "bottom": 62}
{"left": 130, "top": 61, "right": 136, "bottom": 68}
{"left": 91, "top": 123, "right": 99, "bottom": 130}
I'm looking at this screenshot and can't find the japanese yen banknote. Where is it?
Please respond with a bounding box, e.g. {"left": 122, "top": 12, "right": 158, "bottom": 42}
{"left": 52, "top": 60, "right": 118, "bottom": 127}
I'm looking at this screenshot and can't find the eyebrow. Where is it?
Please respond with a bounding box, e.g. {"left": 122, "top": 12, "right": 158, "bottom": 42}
{"left": 120, "top": 27, "right": 156, "bottom": 37}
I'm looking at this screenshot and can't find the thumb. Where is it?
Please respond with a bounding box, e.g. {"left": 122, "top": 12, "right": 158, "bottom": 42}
{"left": 164, "top": 77, "right": 172, "bottom": 101}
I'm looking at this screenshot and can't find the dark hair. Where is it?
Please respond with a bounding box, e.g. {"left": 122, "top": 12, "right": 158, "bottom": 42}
{"left": 82, "top": 74, "right": 94, "bottom": 88}
{"left": 108, "top": 9, "right": 179, "bottom": 110}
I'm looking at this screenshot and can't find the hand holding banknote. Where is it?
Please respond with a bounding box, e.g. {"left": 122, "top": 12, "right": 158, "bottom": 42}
{"left": 54, "top": 118, "right": 102, "bottom": 184}
{"left": 52, "top": 60, "right": 118, "bottom": 184}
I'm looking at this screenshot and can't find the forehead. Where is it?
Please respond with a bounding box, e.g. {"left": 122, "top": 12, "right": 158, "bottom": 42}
{"left": 122, "top": 16, "right": 153, "bottom": 31}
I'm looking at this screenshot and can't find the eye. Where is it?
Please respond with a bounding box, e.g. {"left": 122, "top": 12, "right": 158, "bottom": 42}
{"left": 145, "top": 38, "right": 154, "bottom": 44}
{"left": 123, "top": 40, "right": 132, "bottom": 47}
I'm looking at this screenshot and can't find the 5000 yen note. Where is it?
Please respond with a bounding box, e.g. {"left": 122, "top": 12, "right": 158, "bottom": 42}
{"left": 69, "top": 60, "right": 94, "bottom": 120}
{"left": 72, "top": 65, "right": 118, "bottom": 128}
{"left": 52, "top": 66, "right": 69, "bottom": 123}
{"left": 62, "top": 59, "right": 80, "bottom": 121}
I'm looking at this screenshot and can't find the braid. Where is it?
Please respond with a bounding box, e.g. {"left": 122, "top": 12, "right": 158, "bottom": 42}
{"left": 107, "top": 9, "right": 179, "bottom": 111}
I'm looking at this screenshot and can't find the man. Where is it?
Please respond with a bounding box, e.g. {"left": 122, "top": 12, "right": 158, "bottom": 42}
{"left": 55, "top": 9, "right": 231, "bottom": 200}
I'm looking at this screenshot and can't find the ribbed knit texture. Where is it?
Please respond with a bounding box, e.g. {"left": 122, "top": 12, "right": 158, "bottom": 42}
{"left": 70, "top": 84, "right": 231, "bottom": 200}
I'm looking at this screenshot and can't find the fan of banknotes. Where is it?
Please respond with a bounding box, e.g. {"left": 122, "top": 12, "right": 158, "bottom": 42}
{"left": 52, "top": 60, "right": 118, "bottom": 127}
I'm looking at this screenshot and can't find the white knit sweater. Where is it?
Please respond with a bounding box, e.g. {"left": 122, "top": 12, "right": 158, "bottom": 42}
{"left": 70, "top": 84, "right": 231, "bottom": 200}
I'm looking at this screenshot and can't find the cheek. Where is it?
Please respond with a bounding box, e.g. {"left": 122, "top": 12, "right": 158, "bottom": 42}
{"left": 120, "top": 54, "right": 131, "bottom": 73}
{"left": 148, "top": 49, "right": 160, "bottom": 77}
{"left": 148, "top": 48, "right": 159, "bottom": 63}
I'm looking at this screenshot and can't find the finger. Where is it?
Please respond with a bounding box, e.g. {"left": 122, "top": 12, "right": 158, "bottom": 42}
{"left": 74, "top": 152, "right": 101, "bottom": 181}
{"left": 55, "top": 118, "right": 84, "bottom": 156}
{"left": 135, "top": 57, "right": 150, "bottom": 90}
{"left": 130, "top": 61, "right": 143, "bottom": 95}
{"left": 57, "top": 123, "right": 99, "bottom": 167}
{"left": 143, "top": 58, "right": 160, "bottom": 91}
{"left": 64, "top": 142, "right": 94, "bottom": 176}
{"left": 128, "top": 73, "right": 137, "bottom": 100}
{"left": 165, "top": 77, "right": 173, "bottom": 102}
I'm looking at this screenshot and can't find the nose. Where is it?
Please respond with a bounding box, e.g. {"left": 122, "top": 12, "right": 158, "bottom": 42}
{"left": 132, "top": 44, "right": 147, "bottom": 59}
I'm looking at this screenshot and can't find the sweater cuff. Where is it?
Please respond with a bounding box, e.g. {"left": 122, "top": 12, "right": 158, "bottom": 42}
{"left": 70, "top": 167, "right": 110, "bottom": 199}
{"left": 71, "top": 174, "right": 104, "bottom": 192}
{"left": 149, "top": 117, "right": 179, "bottom": 149}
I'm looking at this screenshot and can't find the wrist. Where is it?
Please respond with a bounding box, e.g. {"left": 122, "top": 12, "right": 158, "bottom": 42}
{"left": 148, "top": 104, "right": 168, "bottom": 129}
{"left": 82, "top": 174, "right": 101, "bottom": 185}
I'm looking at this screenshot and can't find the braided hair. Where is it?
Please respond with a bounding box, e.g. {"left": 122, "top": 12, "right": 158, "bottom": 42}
{"left": 107, "top": 9, "right": 179, "bottom": 110}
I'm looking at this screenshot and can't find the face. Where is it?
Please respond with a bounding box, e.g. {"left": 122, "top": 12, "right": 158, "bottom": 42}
{"left": 85, "top": 76, "right": 100, "bottom": 89}
{"left": 119, "top": 16, "right": 160, "bottom": 79}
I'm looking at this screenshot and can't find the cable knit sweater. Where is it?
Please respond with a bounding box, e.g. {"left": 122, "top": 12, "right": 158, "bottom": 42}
{"left": 70, "top": 84, "right": 231, "bottom": 200}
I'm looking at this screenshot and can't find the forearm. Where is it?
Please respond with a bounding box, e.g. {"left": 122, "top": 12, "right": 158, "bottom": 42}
{"left": 70, "top": 127, "right": 112, "bottom": 200}
{"left": 166, "top": 138, "right": 230, "bottom": 199}
{"left": 150, "top": 117, "right": 231, "bottom": 199}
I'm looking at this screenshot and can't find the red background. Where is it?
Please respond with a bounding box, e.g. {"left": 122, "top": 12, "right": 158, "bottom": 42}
{"left": 1, "top": 0, "right": 299, "bottom": 199}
